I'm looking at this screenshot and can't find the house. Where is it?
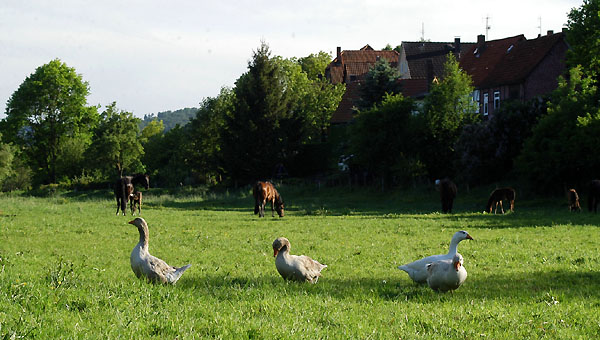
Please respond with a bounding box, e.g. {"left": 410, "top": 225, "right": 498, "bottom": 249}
{"left": 459, "top": 31, "right": 569, "bottom": 117}
{"left": 396, "top": 38, "right": 476, "bottom": 101}
{"left": 325, "top": 45, "right": 400, "bottom": 124}
{"left": 325, "top": 40, "right": 475, "bottom": 124}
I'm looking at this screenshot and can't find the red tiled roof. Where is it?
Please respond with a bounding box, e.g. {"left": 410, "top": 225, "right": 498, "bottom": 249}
{"left": 398, "top": 78, "right": 429, "bottom": 98}
{"left": 480, "top": 32, "right": 566, "bottom": 88}
{"left": 459, "top": 35, "right": 526, "bottom": 87}
{"left": 331, "top": 82, "right": 360, "bottom": 124}
{"left": 326, "top": 45, "right": 399, "bottom": 84}
{"left": 402, "top": 41, "right": 476, "bottom": 79}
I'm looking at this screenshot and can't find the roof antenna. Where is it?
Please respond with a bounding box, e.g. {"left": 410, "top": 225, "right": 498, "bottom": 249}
{"left": 537, "top": 16, "right": 542, "bottom": 36}
{"left": 485, "top": 15, "right": 491, "bottom": 40}
{"left": 421, "top": 22, "right": 425, "bottom": 42}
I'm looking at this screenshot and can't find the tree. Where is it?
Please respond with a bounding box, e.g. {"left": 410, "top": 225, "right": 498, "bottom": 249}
{"left": 350, "top": 93, "right": 421, "bottom": 189}
{"left": 221, "top": 42, "right": 296, "bottom": 182}
{"left": 420, "top": 53, "right": 479, "bottom": 179}
{"left": 142, "top": 125, "right": 190, "bottom": 187}
{"left": 565, "top": 0, "right": 600, "bottom": 82}
{"left": 455, "top": 99, "right": 546, "bottom": 186}
{"left": 297, "top": 51, "right": 332, "bottom": 81}
{"left": 358, "top": 58, "right": 402, "bottom": 110}
{"left": 275, "top": 56, "right": 345, "bottom": 143}
{"left": 0, "top": 59, "right": 98, "bottom": 184}
{"left": 517, "top": 67, "right": 600, "bottom": 191}
{"left": 87, "top": 102, "right": 145, "bottom": 180}
{"left": 187, "top": 87, "right": 232, "bottom": 184}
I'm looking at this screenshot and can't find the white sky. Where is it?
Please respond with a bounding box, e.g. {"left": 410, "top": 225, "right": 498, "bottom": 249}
{"left": 0, "top": 0, "right": 582, "bottom": 118}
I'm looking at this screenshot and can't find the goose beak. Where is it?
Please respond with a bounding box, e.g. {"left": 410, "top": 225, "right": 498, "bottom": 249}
{"left": 273, "top": 249, "right": 279, "bottom": 257}
{"left": 466, "top": 234, "right": 473, "bottom": 240}
{"left": 128, "top": 220, "right": 135, "bottom": 225}
{"left": 454, "top": 261, "right": 461, "bottom": 271}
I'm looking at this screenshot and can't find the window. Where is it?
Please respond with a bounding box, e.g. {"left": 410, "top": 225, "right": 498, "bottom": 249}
{"left": 472, "top": 90, "right": 480, "bottom": 113}
{"left": 494, "top": 91, "right": 500, "bottom": 110}
{"left": 483, "top": 93, "right": 489, "bottom": 116}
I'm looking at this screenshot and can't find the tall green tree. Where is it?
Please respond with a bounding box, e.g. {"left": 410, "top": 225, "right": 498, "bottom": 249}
{"left": 565, "top": 0, "right": 600, "bottom": 82}
{"left": 517, "top": 67, "right": 600, "bottom": 191}
{"left": 275, "top": 56, "right": 345, "bottom": 143}
{"left": 187, "top": 87, "right": 232, "bottom": 184}
{"left": 350, "top": 93, "right": 421, "bottom": 189}
{"left": 142, "top": 125, "right": 190, "bottom": 187}
{"left": 358, "top": 57, "right": 402, "bottom": 110}
{"left": 297, "top": 51, "right": 332, "bottom": 80}
{"left": 222, "top": 42, "right": 295, "bottom": 182}
{"left": 0, "top": 59, "right": 98, "bottom": 184}
{"left": 420, "top": 53, "right": 479, "bottom": 179}
{"left": 87, "top": 102, "right": 144, "bottom": 179}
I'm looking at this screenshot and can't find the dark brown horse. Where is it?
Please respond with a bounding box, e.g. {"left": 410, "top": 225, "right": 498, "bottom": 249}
{"left": 435, "top": 178, "right": 457, "bottom": 213}
{"left": 253, "top": 181, "right": 284, "bottom": 218}
{"left": 486, "top": 187, "right": 515, "bottom": 214}
{"left": 567, "top": 188, "right": 581, "bottom": 212}
{"left": 588, "top": 180, "right": 600, "bottom": 213}
{"left": 115, "top": 174, "right": 150, "bottom": 215}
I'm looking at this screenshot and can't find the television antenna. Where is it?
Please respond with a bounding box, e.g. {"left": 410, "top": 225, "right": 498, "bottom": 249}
{"left": 537, "top": 17, "right": 542, "bottom": 36}
{"left": 485, "top": 15, "right": 491, "bottom": 39}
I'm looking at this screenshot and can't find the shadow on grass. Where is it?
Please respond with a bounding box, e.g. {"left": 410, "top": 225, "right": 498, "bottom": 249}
{"left": 173, "top": 268, "right": 600, "bottom": 303}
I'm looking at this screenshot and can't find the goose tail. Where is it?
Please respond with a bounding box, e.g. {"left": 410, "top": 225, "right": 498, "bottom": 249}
{"left": 168, "top": 264, "right": 191, "bottom": 284}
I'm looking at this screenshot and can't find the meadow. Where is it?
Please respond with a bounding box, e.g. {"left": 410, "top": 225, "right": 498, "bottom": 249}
{"left": 0, "top": 184, "right": 599, "bottom": 339}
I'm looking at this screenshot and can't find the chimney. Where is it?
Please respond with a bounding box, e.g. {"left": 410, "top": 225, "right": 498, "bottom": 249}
{"left": 477, "top": 34, "right": 485, "bottom": 51}
{"left": 426, "top": 59, "right": 434, "bottom": 92}
{"left": 454, "top": 37, "right": 461, "bottom": 57}
{"left": 336, "top": 47, "right": 342, "bottom": 64}
{"left": 547, "top": 30, "right": 554, "bottom": 36}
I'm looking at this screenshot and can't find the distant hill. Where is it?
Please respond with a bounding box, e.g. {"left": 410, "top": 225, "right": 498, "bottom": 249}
{"left": 139, "top": 107, "right": 198, "bottom": 132}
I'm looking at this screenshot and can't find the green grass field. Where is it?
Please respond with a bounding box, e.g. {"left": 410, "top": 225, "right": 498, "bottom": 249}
{"left": 1, "top": 184, "right": 599, "bottom": 339}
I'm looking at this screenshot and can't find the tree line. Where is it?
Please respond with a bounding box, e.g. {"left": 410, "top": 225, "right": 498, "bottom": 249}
{"left": 0, "top": 1, "right": 598, "bottom": 193}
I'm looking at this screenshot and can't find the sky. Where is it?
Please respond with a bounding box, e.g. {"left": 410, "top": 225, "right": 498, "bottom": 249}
{"left": 0, "top": 0, "right": 583, "bottom": 119}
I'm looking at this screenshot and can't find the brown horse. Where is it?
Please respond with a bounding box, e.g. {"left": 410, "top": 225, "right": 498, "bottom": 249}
{"left": 567, "top": 188, "right": 581, "bottom": 212}
{"left": 130, "top": 191, "right": 142, "bottom": 215}
{"left": 115, "top": 174, "right": 150, "bottom": 215}
{"left": 253, "top": 181, "right": 284, "bottom": 218}
{"left": 435, "top": 178, "right": 457, "bottom": 213}
{"left": 486, "top": 187, "right": 516, "bottom": 214}
{"left": 589, "top": 180, "right": 600, "bottom": 213}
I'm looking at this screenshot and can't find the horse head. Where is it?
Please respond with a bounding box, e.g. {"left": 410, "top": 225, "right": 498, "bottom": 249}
{"left": 275, "top": 195, "right": 285, "bottom": 217}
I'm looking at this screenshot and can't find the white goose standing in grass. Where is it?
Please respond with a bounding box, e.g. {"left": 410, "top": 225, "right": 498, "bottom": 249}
{"left": 128, "top": 217, "right": 191, "bottom": 284}
{"left": 272, "top": 237, "right": 327, "bottom": 283}
{"left": 397, "top": 230, "right": 473, "bottom": 283}
{"left": 426, "top": 253, "right": 467, "bottom": 292}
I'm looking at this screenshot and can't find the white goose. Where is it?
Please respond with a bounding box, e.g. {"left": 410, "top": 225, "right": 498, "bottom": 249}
{"left": 397, "top": 230, "right": 473, "bottom": 283}
{"left": 272, "top": 237, "right": 327, "bottom": 283}
{"left": 426, "top": 253, "right": 467, "bottom": 292}
{"left": 128, "top": 218, "right": 191, "bottom": 284}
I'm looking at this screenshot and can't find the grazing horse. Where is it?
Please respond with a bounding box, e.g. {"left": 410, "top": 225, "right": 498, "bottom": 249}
{"left": 115, "top": 174, "right": 150, "bottom": 215}
{"left": 567, "top": 188, "right": 581, "bottom": 212}
{"left": 130, "top": 191, "right": 142, "bottom": 215}
{"left": 435, "top": 178, "right": 457, "bottom": 213}
{"left": 253, "top": 181, "right": 284, "bottom": 218}
{"left": 486, "top": 187, "right": 516, "bottom": 214}
{"left": 588, "top": 180, "right": 600, "bottom": 213}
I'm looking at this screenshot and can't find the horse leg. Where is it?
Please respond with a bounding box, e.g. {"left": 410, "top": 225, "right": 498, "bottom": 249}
{"left": 271, "top": 200, "right": 275, "bottom": 217}
{"left": 260, "top": 200, "right": 265, "bottom": 218}
{"left": 499, "top": 200, "right": 504, "bottom": 214}
{"left": 510, "top": 200, "right": 514, "bottom": 212}
{"left": 116, "top": 197, "right": 121, "bottom": 215}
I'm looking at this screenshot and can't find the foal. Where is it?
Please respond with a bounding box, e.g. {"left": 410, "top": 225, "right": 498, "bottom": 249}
{"left": 485, "top": 187, "right": 516, "bottom": 214}
{"left": 567, "top": 189, "right": 581, "bottom": 212}
{"left": 130, "top": 191, "right": 142, "bottom": 216}
{"left": 253, "top": 181, "right": 284, "bottom": 218}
